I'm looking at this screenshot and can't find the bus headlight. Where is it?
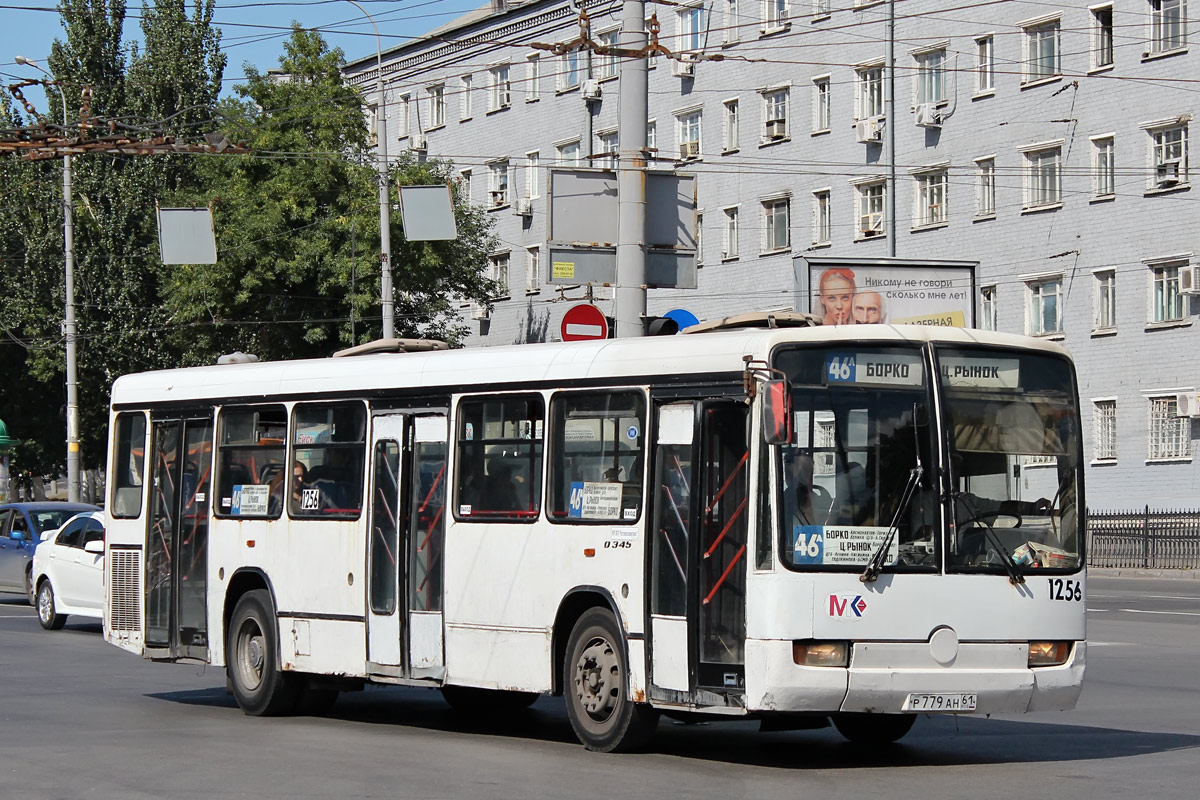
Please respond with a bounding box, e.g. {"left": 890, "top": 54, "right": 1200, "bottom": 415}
{"left": 1028, "top": 641, "right": 1071, "bottom": 667}
{"left": 793, "top": 640, "right": 849, "bottom": 667}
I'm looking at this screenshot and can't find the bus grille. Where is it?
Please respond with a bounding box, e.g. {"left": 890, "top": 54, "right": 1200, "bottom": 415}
{"left": 108, "top": 549, "right": 142, "bottom": 633}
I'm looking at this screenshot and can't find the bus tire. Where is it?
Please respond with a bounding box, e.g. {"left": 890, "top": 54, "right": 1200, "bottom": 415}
{"left": 832, "top": 713, "right": 916, "bottom": 745}
{"left": 563, "top": 608, "right": 658, "bottom": 752}
{"left": 441, "top": 685, "right": 538, "bottom": 713}
{"left": 36, "top": 580, "right": 66, "bottom": 630}
{"left": 227, "top": 590, "right": 299, "bottom": 716}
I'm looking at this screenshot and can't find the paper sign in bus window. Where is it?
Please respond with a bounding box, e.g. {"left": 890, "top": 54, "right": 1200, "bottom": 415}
{"left": 568, "top": 481, "right": 623, "bottom": 519}
{"left": 793, "top": 525, "right": 898, "bottom": 566}
{"left": 232, "top": 484, "right": 270, "bottom": 516}
{"left": 300, "top": 487, "right": 322, "bottom": 511}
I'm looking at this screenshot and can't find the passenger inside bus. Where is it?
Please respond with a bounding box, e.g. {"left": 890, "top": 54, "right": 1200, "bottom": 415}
{"left": 485, "top": 462, "right": 521, "bottom": 512}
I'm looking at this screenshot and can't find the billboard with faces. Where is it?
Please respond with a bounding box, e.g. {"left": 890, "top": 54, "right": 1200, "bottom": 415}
{"left": 804, "top": 259, "right": 976, "bottom": 327}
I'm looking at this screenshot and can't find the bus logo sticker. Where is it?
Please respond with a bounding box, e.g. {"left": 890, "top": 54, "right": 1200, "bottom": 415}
{"left": 300, "top": 488, "right": 321, "bottom": 511}
{"left": 829, "top": 594, "right": 867, "bottom": 618}
{"left": 626, "top": 425, "right": 639, "bottom": 440}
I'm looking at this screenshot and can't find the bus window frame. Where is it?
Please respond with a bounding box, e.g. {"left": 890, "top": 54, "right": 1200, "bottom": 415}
{"left": 213, "top": 403, "right": 290, "bottom": 521}
{"left": 110, "top": 411, "right": 148, "bottom": 519}
{"left": 545, "top": 388, "right": 647, "bottom": 526}
{"left": 288, "top": 400, "right": 368, "bottom": 521}
{"left": 452, "top": 392, "right": 545, "bottom": 524}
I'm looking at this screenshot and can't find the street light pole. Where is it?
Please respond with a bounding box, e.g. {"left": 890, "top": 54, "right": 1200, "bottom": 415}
{"left": 16, "top": 55, "right": 80, "bottom": 503}
{"left": 345, "top": 1, "right": 394, "bottom": 339}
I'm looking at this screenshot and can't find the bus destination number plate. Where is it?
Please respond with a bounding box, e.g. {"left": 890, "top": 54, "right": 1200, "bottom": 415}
{"left": 903, "top": 693, "right": 977, "bottom": 712}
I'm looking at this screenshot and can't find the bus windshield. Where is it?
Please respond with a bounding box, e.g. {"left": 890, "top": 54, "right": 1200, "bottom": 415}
{"left": 774, "top": 346, "right": 939, "bottom": 572}
{"left": 938, "top": 347, "right": 1083, "bottom": 573}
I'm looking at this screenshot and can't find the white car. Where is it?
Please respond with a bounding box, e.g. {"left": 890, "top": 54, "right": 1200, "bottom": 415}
{"left": 31, "top": 511, "right": 105, "bottom": 630}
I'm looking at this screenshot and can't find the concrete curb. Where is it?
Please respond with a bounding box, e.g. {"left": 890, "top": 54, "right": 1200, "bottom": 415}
{"left": 1088, "top": 567, "right": 1200, "bottom": 580}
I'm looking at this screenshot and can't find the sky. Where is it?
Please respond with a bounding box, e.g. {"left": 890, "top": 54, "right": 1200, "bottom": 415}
{"left": 1, "top": 0, "right": 482, "bottom": 112}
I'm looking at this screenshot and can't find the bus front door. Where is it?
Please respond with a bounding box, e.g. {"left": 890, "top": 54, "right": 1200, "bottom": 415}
{"left": 145, "top": 413, "right": 213, "bottom": 660}
{"left": 367, "top": 413, "right": 448, "bottom": 678}
{"left": 649, "top": 399, "right": 749, "bottom": 704}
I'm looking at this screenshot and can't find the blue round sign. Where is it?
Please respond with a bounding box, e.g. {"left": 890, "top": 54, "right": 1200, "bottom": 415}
{"left": 664, "top": 308, "right": 699, "bottom": 330}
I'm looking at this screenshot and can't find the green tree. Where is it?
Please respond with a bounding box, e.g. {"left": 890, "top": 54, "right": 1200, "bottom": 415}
{"left": 163, "top": 25, "right": 497, "bottom": 362}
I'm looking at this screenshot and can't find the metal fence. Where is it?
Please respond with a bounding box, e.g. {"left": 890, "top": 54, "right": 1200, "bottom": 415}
{"left": 1087, "top": 507, "right": 1200, "bottom": 569}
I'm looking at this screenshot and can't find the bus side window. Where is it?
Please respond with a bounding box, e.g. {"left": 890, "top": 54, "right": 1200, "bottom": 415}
{"left": 454, "top": 395, "right": 544, "bottom": 521}
{"left": 547, "top": 390, "right": 646, "bottom": 523}
{"left": 111, "top": 412, "right": 147, "bottom": 519}
{"left": 290, "top": 403, "right": 367, "bottom": 519}
{"left": 215, "top": 405, "right": 288, "bottom": 519}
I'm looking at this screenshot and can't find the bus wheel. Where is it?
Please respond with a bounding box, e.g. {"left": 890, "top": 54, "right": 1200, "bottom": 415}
{"left": 441, "top": 685, "right": 538, "bottom": 713}
{"left": 227, "top": 590, "right": 299, "bottom": 716}
{"left": 36, "top": 580, "right": 66, "bottom": 630}
{"left": 832, "top": 713, "right": 916, "bottom": 745}
{"left": 563, "top": 608, "right": 658, "bottom": 752}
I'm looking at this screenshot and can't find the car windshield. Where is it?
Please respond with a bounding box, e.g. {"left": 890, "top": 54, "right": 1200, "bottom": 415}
{"left": 774, "top": 345, "right": 938, "bottom": 572}
{"left": 938, "top": 347, "right": 1083, "bottom": 573}
{"left": 30, "top": 510, "right": 83, "bottom": 535}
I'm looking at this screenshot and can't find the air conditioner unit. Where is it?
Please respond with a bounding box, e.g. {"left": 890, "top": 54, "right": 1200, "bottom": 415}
{"left": 678, "top": 140, "right": 700, "bottom": 160}
{"left": 765, "top": 119, "right": 787, "bottom": 140}
{"left": 489, "top": 190, "right": 508, "bottom": 207}
{"left": 858, "top": 212, "right": 883, "bottom": 236}
{"left": 855, "top": 116, "right": 884, "bottom": 143}
{"left": 673, "top": 58, "right": 696, "bottom": 77}
{"left": 1181, "top": 264, "right": 1200, "bottom": 294}
{"left": 410, "top": 133, "right": 428, "bottom": 151}
{"left": 582, "top": 79, "right": 602, "bottom": 100}
{"left": 914, "top": 103, "right": 943, "bottom": 128}
{"left": 1156, "top": 158, "right": 1182, "bottom": 187}
{"left": 1175, "top": 391, "right": 1200, "bottom": 418}
{"left": 514, "top": 198, "right": 533, "bottom": 216}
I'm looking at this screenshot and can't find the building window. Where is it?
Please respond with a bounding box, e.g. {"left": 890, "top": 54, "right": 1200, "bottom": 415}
{"left": 1093, "top": 136, "right": 1116, "bottom": 198}
{"left": 557, "top": 139, "right": 581, "bottom": 166}
{"left": 913, "top": 169, "right": 948, "bottom": 227}
{"left": 723, "top": 99, "right": 739, "bottom": 151}
{"left": 398, "top": 93, "right": 411, "bottom": 137}
{"left": 855, "top": 181, "right": 886, "bottom": 239}
{"left": 1026, "top": 276, "right": 1063, "bottom": 335}
{"left": 489, "top": 252, "right": 511, "bottom": 298}
{"left": 527, "top": 54, "right": 540, "bottom": 101}
{"left": 1095, "top": 270, "right": 1117, "bottom": 330}
{"left": 1092, "top": 6, "right": 1114, "bottom": 69}
{"left": 1023, "top": 145, "right": 1062, "bottom": 209}
{"left": 524, "top": 151, "right": 540, "bottom": 198}
{"left": 1149, "top": 0, "right": 1187, "bottom": 54}
{"left": 812, "top": 189, "right": 831, "bottom": 245}
{"left": 975, "top": 157, "right": 996, "bottom": 217}
{"left": 763, "top": 0, "right": 789, "bottom": 31}
{"left": 597, "top": 30, "right": 620, "bottom": 79}
{"left": 1022, "top": 17, "right": 1061, "bottom": 83}
{"left": 489, "top": 64, "right": 511, "bottom": 111}
{"left": 460, "top": 74, "right": 473, "bottom": 120}
{"left": 812, "top": 76, "right": 830, "bottom": 132}
{"left": 915, "top": 48, "right": 947, "bottom": 105}
{"left": 487, "top": 160, "right": 510, "bottom": 207}
{"left": 526, "top": 246, "right": 541, "bottom": 293}
{"left": 427, "top": 84, "right": 445, "bottom": 128}
{"left": 676, "top": 109, "right": 702, "bottom": 160}
{"left": 1094, "top": 400, "right": 1117, "bottom": 461}
{"left": 855, "top": 63, "right": 884, "bottom": 119}
{"left": 762, "top": 87, "right": 789, "bottom": 141}
{"left": 1149, "top": 395, "right": 1191, "bottom": 460}
{"left": 980, "top": 285, "right": 997, "bottom": 330}
{"left": 1151, "top": 261, "right": 1186, "bottom": 322}
{"left": 459, "top": 169, "right": 472, "bottom": 204}
{"left": 647, "top": 120, "right": 657, "bottom": 152}
{"left": 560, "top": 50, "right": 582, "bottom": 90}
{"left": 724, "top": 0, "right": 740, "bottom": 44}
{"left": 813, "top": 0, "right": 831, "bottom": 16}
{"left": 679, "top": 5, "right": 704, "bottom": 52}
{"left": 762, "top": 197, "right": 790, "bottom": 252}
{"left": 975, "top": 35, "right": 994, "bottom": 92}
{"left": 1148, "top": 123, "right": 1189, "bottom": 189}
{"left": 597, "top": 130, "right": 619, "bottom": 167}
{"left": 696, "top": 212, "right": 704, "bottom": 265}
{"left": 722, "top": 206, "right": 740, "bottom": 259}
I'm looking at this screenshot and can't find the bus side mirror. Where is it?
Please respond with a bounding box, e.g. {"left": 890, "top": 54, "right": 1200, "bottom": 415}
{"left": 762, "top": 379, "right": 793, "bottom": 445}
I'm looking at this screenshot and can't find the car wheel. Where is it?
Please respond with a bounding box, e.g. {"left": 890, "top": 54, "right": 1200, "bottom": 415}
{"left": 226, "top": 589, "right": 299, "bottom": 716}
{"left": 36, "top": 580, "right": 66, "bottom": 630}
{"left": 563, "top": 608, "right": 658, "bottom": 752}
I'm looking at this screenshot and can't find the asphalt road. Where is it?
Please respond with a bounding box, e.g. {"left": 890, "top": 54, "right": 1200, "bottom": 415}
{"left": 2, "top": 574, "right": 1198, "bottom": 800}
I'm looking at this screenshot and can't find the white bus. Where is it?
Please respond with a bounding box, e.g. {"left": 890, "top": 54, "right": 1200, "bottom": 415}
{"left": 102, "top": 318, "right": 1085, "bottom": 751}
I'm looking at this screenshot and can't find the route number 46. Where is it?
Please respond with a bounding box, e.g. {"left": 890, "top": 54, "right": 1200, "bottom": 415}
{"left": 827, "top": 355, "right": 855, "bottom": 382}
{"left": 1048, "top": 578, "right": 1082, "bottom": 602}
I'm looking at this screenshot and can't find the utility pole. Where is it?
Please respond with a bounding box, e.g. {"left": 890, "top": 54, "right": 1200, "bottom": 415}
{"left": 886, "top": 0, "right": 897, "bottom": 258}
{"left": 613, "top": 0, "right": 648, "bottom": 338}
{"left": 15, "top": 55, "right": 80, "bottom": 502}
{"left": 346, "top": 1, "right": 394, "bottom": 339}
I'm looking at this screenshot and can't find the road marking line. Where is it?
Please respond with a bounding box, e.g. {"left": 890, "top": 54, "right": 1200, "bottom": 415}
{"left": 1110, "top": 608, "right": 1200, "bottom": 617}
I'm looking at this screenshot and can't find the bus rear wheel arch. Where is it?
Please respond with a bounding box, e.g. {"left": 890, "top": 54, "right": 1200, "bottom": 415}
{"left": 563, "top": 607, "right": 658, "bottom": 752}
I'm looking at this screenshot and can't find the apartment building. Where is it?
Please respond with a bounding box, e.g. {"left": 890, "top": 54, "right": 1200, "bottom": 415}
{"left": 345, "top": 0, "right": 1198, "bottom": 507}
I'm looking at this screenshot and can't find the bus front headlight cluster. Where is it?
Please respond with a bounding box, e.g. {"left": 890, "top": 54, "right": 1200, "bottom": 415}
{"left": 1028, "top": 641, "right": 1072, "bottom": 667}
{"left": 792, "top": 640, "right": 849, "bottom": 667}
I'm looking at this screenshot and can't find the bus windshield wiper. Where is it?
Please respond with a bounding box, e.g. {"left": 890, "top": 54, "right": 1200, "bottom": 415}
{"left": 952, "top": 491, "right": 1026, "bottom": 586}
{"left": 861, "top": 465, "right": 922, "bottom": 583}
